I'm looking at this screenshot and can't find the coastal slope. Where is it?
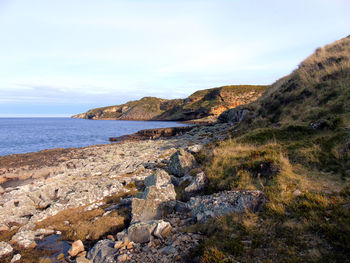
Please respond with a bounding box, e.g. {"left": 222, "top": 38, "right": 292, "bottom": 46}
{"left": 72, "top": 85, "right": 267, "bottom": 122}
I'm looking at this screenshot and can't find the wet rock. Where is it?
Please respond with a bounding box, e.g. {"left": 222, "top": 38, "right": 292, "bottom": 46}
{"left": 131, "top": 184, "right": 176, "bottom": 222}
{"left": 168, "top": 149, "right": 197, "bottom": 177}
{"left": 68, "top": 240, "right": 85, "bottom": 257}
{"left": 0, "top": 242, "right": 13, "bottom": 258}
{"left": 10, "top": 254, "right": 21, "bottom": 263}
{"left": 188, "top": 190, "right": 265, "bottom": 222}
{"left": 183, "top": 172, "right": 208, "bottom": 200}
{"left": 87, "top": 239, "right": 116, "bottom": 263}
{"left": 144, "top": 169, "right": 171, "bottom": 187}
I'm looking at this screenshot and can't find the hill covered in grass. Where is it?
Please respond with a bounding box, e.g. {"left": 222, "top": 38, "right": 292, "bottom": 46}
{"left": 72, "top": 85, "right": 266, "bottom": 122}
{"left": 192, "top": 36, "right": 350, "bottom": 262}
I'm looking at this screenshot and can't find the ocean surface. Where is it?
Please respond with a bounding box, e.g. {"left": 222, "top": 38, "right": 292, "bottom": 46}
{"left": 0, "top": 118, "right": 189, "bottom": 156}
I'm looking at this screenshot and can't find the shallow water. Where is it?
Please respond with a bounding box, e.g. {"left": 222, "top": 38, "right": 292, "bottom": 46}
{"left": 37, "top": 235, "right": 71, "bottom": 262}
{"left": 0, "top": 118, "right": 189, "bottom": 156}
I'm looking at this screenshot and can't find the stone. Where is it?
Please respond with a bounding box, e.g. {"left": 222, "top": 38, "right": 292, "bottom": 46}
{"left": 187, "top": 144, "right": 203, "bottom": 153}
{"left": 117, "top": 254, "right": 128, "bottom": 262}
{"left": 183, "top": 172, "right": 208, "bottom": 200}
{"left": 10, "top": 254, "right": 21, "bottom": 262}
{"left": 87, "top": 239, "right": 116, "bottom": 263}
{"left": 0, "top": 242, "right": 13, "bottom": 258}
{"left": 0, "top": 225, "right": 10, "bottom": 232}
{"left": 131, "top": 184, "right": 176, "bottom": 222}
{"left": 68, "top": 240, "right": 85, "bottom": 257}
{"left": 107, "top": 235, "right": 115, "bottom": 241}
{"left": 144, "top": 169, "right": 171, "bottom": 187}
{"left": 10, "top": 231, "right": 37, "bottom": 249}
{"left": 76, "top": 256, "right": 92, "bottom": 263}
{"left": 159, "top": 245, "right": 176, "bottom": 255}
{"left": 153, "top": 221, "right": 172, "bottom": 239}
{"left": 114, "top": 241, "right": 124, "bottom": 250}
{"left": 126, "top": 222, "right": 157, "bottom": 243}
{"left": 188, "top": 190, "right": 265, "bottom": 222}
{"left": 293, "top": 189, "right": 302, "bottom": 197}
{"left": 168, "top": 149, "right": 197, "bottom": 177}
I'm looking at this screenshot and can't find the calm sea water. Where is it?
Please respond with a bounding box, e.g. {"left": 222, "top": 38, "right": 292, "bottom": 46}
{"left": 0, "top": 118, "right": 189, "bottom": 156}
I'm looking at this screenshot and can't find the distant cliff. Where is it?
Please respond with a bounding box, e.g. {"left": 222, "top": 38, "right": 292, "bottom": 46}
{"left": 72, "top": 85, "right": 267, "bottom": 122}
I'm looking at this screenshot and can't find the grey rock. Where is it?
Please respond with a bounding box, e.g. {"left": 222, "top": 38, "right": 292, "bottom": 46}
{"left": 10, "top": 231, "right": 37, "bottom": 249}
{"left": 144, "top": 169, "right": 171, "bottom": 187}
{"left": 168, "top": 149, "right": 197, "bottom": 177}
{"left": 10, "top": 254, "right": 21, "bottom": 263}
{"left": 0, "top": 241, "right": 13, "bottom": 257}
{"left": 87, "top": 239, "right": 116, "bottom": 263}
{"left": 188, "top": 190, "right": 265, "bottom": 222}
{"left": 153, "top": 220, "right": 172, "bottom": 239}
{"left": 131, "top": 184, "right": 176, "bottom": 222}
{"left": 127, "top": 221, "right": 157, "bottom": 243}
{"left": 183, "top": 172, "right": 208, "bottom": 199}
{"left": 219, "top": 108, "right": 249, "bottom": 124}
{"left": 187, "top": 144, "right": 203, "bottom": 153}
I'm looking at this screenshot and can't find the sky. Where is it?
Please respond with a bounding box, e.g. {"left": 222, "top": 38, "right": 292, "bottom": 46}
{"left": 0, "top": 0, "right": 349, "bottom": 117}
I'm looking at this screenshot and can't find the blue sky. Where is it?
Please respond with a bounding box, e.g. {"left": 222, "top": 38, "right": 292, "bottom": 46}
{"left": 0, "top": 0, "right": 349, "bottom": 117}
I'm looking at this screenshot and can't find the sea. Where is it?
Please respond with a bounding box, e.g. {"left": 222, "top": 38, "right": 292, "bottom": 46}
{"left": 0, "top": 118, "right": 189, "bottom": 156}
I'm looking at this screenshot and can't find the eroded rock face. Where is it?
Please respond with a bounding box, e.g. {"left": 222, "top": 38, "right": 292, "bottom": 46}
{"left": 168, "top": 149, "right": 197, "bottom": 177}
{"left": 87, "top": 239, "right": 116, "bottom": 263}
{"left": 144, "top": 169, "right": 171, "bottom": 187}
{"left": 131, "top": 184, "right": 176, "bottom": 222}
{"left": 188, "top": 190, "right": 265, "bottom": 222}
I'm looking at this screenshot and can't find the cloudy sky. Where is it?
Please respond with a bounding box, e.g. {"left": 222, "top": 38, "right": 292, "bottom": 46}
{"left": 0, "top": 0, "right": 349, "bottom": 117}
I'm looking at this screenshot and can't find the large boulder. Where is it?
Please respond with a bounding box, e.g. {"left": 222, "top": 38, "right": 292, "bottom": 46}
{"left": 188, "top": 190, "right": 265, "bottom": 222}
{"left": 183, "top": 172, "right": 208, "bottom": 200}
{"left": 131, "top": 184, "right": 176, "bottom": 222}
{"left": 168, "top": 149, "right": 197, "bottom": 177}
{"left": 144, "top": 169, "right": 171, "bottom": 187}
{"left": 87, "top": 239, "right": 116, "bottom": 263}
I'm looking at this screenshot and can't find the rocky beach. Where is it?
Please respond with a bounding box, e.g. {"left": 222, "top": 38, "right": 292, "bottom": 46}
{"left": 0, "top": 122, "right": 263, "bottom": 262}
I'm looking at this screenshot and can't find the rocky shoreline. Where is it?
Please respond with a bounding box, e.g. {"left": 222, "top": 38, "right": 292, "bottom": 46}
{"left": 0, "top": 123, "right": 265, "bottom": 262}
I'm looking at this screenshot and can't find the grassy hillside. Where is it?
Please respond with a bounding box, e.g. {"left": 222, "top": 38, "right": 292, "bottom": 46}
{"left": 192, "top": 36, "right": 350, "bottom": 262}
{"left": 73, "top": 85, "right": 267, "bottom": 122}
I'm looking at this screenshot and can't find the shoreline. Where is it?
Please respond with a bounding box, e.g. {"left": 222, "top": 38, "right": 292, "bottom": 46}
{"left": 0, "top": 122, "right": 230, "bottom": 262}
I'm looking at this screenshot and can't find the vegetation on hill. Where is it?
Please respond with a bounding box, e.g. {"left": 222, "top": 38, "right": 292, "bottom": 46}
{"left": 191, "top": 36, "right": 350, "bottom": 262}
{"left": 72, "top": 85, "right": 267, "bottom": 122}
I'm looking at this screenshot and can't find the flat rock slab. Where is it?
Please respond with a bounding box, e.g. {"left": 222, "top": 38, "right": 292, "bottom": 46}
{"left": 188, "top": 190, "right": 265, "bottom": 222}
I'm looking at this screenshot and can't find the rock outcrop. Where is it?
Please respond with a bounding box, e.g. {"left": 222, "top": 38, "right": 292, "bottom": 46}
{"left": 72, "top": 85, "right": 266, "bottom": 122}
{"left": 168, "top": 149, "right": 197, "bottom": 177}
